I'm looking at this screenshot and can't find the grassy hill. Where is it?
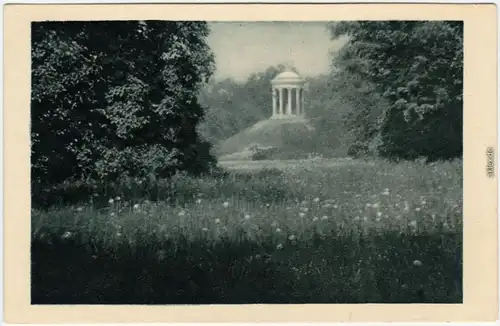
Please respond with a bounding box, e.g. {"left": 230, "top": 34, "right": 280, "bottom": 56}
{"left": 215, "top": 117, "right": 318, "bottom": 161}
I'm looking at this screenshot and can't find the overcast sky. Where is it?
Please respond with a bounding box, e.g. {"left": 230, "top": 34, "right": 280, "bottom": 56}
{"left": 206, "top": 22, "right": 347, "bottom": 82}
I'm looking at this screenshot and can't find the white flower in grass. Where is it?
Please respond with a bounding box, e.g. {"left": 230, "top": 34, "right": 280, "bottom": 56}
{"left": 115, "top": 196, "right": 121, "bottom": 201}
{"left": 421, "top": 200, "right": 427, "bottom": 205}
{"left": 431, "top": 214, "right": 436, "bottom": 220}
{"left": 133, "top": 203, "right": 140, "bottom": 210}
{"left": 382, "top": 188, "right": 390, "bottom": 195}
{"left": 409, "top": 220, "right": 417, "bottom": 228}
{"left": 276, "top": 243, "right": 283, "bottom": 250}
{"left": 275, "top": 228, "right": 282, "bottom": 233}
{"left": 312, "top": 216, "right": 319, "bottom": 222}
{"left": 271, "top": 221, "right": 278, "bottom": 227}
{"left": 415, "top": 207, "right": 421, "bottom": 212}
{"left": 366, "top": 203, "right": 372, "bottom": 208}
{"left": 62, "top": 231, "right": 72, "bottom": 239}
{"left": 413, "top": 259, "right": 423, "bottom": 267}
{"left": 76, "top": 207, "right": 84, "bottom": 212}
{"left": 376, "top": 217, "right": 381, "bottom": 222}
{"left": 321, "top": 215, "right": 328, "bottom": 220}
{"left": 215, "top": 218, "right": 221, "bottom": 224}
{"left": 372, "top": 203, "right": 380, "bottom": 209}
{"left": 196, "top": 198, "right": 202, "bottom": 204}
{"left": 116, "top": 232, "right": 122, "bottom": 237}
{"left": 178, "top": 210, "right": 186, "bottom": 217}
{"left": 313, "top": 197, "right": 320, "bottom": 203}
{"left": 323, "top": 203, "right": 332, "bottom": 208}
{"left": 333, "top": 204, "right": 339, "bottom": 209}
{"left": 244, "top": 214, "right": 251, "bottom": 220}
{"left": 299, "top": 212, "right": 305, "bottom": 218}
{"left": 202, "top": 227, "right": 209, "bottom": 232}
{"left": 108, "top": 198, "right": 114, "bottom": 204}
{"left": 288, "top": 234, "right": 296, "bottom": 241}
{"left": 223, "top": 202, "right": 230, "bottom": 208}
{"left": 363, "top": 217, "right": 368, "bottom": 221}
{"left": 377, "top": 212, "right": 382, "bottom": 217}
{"left": 110, "top": 212, "right": 116, "bottom": 217}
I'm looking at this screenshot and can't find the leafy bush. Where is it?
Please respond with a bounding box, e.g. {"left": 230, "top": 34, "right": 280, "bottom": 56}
{"left": 31, "top": 21, "right": 217, "bottom": 207}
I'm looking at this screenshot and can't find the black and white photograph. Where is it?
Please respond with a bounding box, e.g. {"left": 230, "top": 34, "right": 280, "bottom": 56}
{"left": 30, "top": 19, "right": 465, "bottom": 305}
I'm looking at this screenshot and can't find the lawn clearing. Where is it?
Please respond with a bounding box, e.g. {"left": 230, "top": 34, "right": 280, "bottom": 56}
{"left": 31, "top": 158, "right": 463, "bottom": 304}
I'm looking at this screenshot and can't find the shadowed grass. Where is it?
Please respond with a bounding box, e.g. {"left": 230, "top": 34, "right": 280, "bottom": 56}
{"left": 31, "top": 158, "right": 463, "bottom": 304}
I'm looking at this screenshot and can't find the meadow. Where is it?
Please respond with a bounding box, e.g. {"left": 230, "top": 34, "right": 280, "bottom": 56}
{"left": 31, "top": 158, "right": 463, "bottom": 304}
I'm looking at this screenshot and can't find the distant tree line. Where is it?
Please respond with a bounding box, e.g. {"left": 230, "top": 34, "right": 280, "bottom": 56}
{"left": 31, "top": 21, "right": 217, "bottom": 206}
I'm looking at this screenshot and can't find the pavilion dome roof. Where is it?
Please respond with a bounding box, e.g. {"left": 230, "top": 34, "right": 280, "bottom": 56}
{"left": 271, "top": 70, "right": 304, "bottom": 85}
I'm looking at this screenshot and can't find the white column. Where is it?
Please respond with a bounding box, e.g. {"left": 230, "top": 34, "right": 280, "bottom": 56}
{"left": 272, "top": 87, "right": 277, "bottom": 117}
{"left": 295, "top": 87, "right": 300, "bottom": 115}
{"left": 287, "top": 87, "right": 292, "bottom": 115}
{"left": 301, "top": 88, "right": 305, "bottom": 116}
{"left": 279, "top": 88, "right": 283, "bottom": 115}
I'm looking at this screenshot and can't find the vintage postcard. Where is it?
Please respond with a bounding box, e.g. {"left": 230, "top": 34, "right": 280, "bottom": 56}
{"left": 3, "top": 2, "right": 498, "bottom": 323}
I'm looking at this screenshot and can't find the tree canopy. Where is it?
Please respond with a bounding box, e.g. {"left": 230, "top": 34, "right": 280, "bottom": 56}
{"left": 31, "top": 21, "right": 217, "bottom": 204}
{"left": 329, "top": 21, "right": 463, "bottom": 160}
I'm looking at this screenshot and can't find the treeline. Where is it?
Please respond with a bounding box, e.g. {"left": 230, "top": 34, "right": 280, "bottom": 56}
{"left": 199, "top": 21, "right": 463, "bottom": 161}
{"left": 31, "top": 21, "right": 217, "bottom": 207}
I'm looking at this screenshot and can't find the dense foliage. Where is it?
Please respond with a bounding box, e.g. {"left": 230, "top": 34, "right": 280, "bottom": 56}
{"left": 329, "top": 21, "right": 463, "bottom": 161}
{"left": 31, "top": 21, "right": 216, "bottom": 205}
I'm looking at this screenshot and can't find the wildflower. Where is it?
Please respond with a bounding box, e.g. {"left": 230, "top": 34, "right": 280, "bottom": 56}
{"left": 223, "top": 202, "right": 230, "bottom": 208}
{"left": 377, "top": 212, "right": 382, "bottom": 217}
{"left": 431, "top": 214, "right": 436, "bottom": 220}
{"left": 333, "top": 204, "right": 339, "bottom": 209}
{"left": 354, "top": 216, "right": 360, "bottom": 221}
{"left": 413, "top": 260, "right": 423, "bottom": 267}
{"left": 366, "top": 203, "right": 372, "bottom": 208}
{"left": 313, "top": 197, "right": 320, "bottom": 203}
{"left": 266, "top": 203, "right": 270, "bottom": 207}
{"left": 108, "top": 198, "right": 114, "bottom": 204}
{"left": 299, "top": 212, "right": 305, "bottom": 218}
{"left": 62, "top": 231, "right": 72, "bottom": 239}
{"left": 421, "top": 200, "right": 427, "bottom": 205}
{"left": 312, "top": 216, "right": 319, "bottom": 222}
{"left": 415, "top": 207, "right": 421, "bottom": 212}
{"left": 215, "top": 218, "right": 221, "bottom": 224}
{"left": 110, "top": 212, "right": 116, "bottom": 217}
{"left": 202, "top": 227, "right": 209, "bottom": 232}
{"left": 409, "top": 220, "right": 417, "bottom": 228}
{"left": 382, "top": 188, "right": 390, "bottom": 195}
{"left": 301, "top": 200, "right": 308, "bottom": 205}
{"left": 115, "top": 196, "right": 121, "bottom": 201}
{"left": 363, "top": 217, "right": 368, "bottom": 221}
{"left": 323, "top": 203, "right": 332, "bottom": 208}
{"left": 276, "top": 243, "right": 283, "bottom": 250}
{"left": 133, "top": 203, "right": 140, "bottom": 210}
{"left": 288, "top": 234, "right": 296, "bottom": 241}
{"left": 276, "top": 228, "right": 282, "bottom": 233}
{"left": 196, "top": 198, "right": 202, "bottom": 204}
{"left": 178, "top": 210, "right": 186, "bottom": 217}
{"left": 244, "top": 214, "right": 251, "bottom": 220}
{"left": 372, "top": 203, "right": 380, "bottom": 209}
{"left": 76, "top": 207, "right": 83, "bottom": 212}
{"left": 271, "top": 221, "right": 278, "bottom": 227}
{"left": 321, "top": 215, "right": 328, "bottom": 220}
{"left": 116, "top": 232, "right": 122, "bottom": 237}
{"left": 376, "top": 217, "right": 381, "bottom": 222}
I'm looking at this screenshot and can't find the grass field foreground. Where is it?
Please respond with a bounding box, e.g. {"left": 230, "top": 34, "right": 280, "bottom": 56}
{"left": 31, "top": 159, "right": 463, "bottom": 304}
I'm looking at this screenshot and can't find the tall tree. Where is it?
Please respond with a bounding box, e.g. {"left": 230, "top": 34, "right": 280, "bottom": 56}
{"left": 31, "top": 21, "right": 216, "bottom": 199}
{"left": 329, "top": 21, "right": 463, "bottom": 161}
